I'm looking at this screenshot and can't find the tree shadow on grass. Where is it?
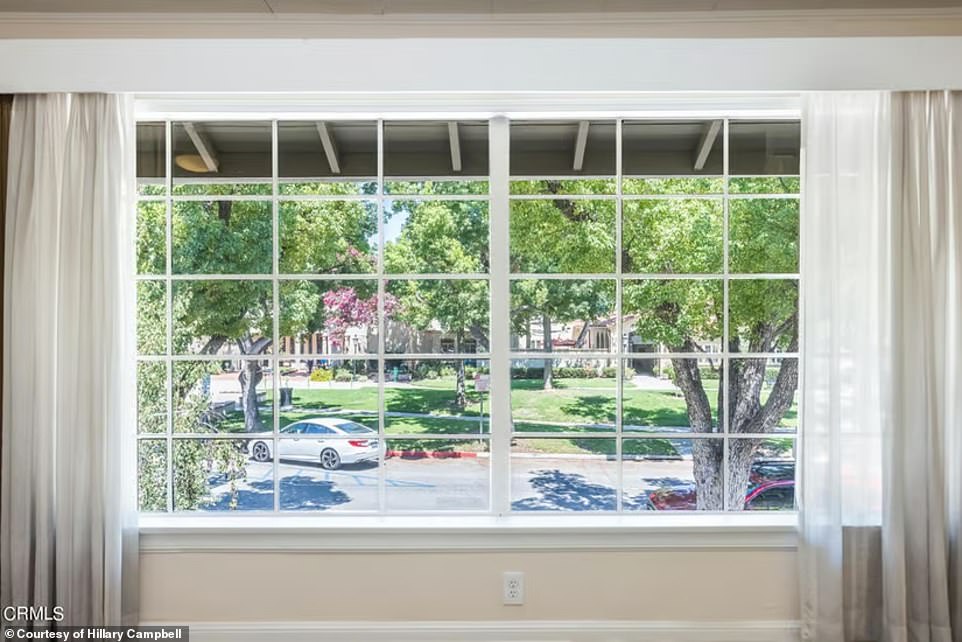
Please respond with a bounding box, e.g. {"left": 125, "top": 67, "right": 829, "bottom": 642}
{"left": 511, "top": 470, "right": 616, "bottom": 511}
{"left": 384, "top": 386, "right": 482, "bottom": 417}
{"left": 558, "top": 395, "right": 616, "bottom": 424}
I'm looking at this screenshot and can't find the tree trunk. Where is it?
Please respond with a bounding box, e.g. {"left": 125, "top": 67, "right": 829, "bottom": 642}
{"left": 726, "top": 438, "right": 760, "bottom": 511}
{"left": 692, "top": 439, "right": 724, "bottom": 510}
{"left": 542, "top": 314, "right": 553, "bottom": 390}
{"left": 454, "top": 335, "right": 467, "bottom": 408}
{"left": 238, "top": 359, "right": 264, "bottom": 432}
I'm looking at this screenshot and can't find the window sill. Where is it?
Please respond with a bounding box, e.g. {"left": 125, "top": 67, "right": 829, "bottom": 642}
{"left": 139, "top": 513, "right": 798, "bottom": 552}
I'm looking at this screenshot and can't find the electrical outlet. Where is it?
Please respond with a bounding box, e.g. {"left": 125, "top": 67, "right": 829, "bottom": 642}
{"left": 503, "top": 571, "right": 524, "bottom": 605}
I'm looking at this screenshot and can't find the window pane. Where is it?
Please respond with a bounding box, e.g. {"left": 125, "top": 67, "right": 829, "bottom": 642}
{"left": 279, "top": 200, "right": 377, "bottom": 274}
{"left": 511, "top": 438, "right": 617, "bottom": 511}
{"left": 622, "top": 199, "right": 723, "bottom": 274}
{"left": 729, "top": 176, "right": 800, "bottom": 195}
{"left": 385, "top": 180, "right": 488, "bottom": 196}
{"left": 511, "top": 359, "right": 616, "bottom": 433}
{"left": 385, "top": 120, "right": 489, "bottom": 177}
{"left": 137, "top": 361, "right": 167, "bottom": 434}
{"left": 278, "top": 120, "right": 377, "bottom": 194}
{"left": 623, "top": 358, "right": 721, "bottom": 434}
{"left": 384, "top": 200, "right": 489, "bottom": 273}
{"left": 728, "top": 279, "right": 798, "bottom": 353}
{"left": 278, "top": 359, "right": 378, "bottom": 431}
{"left": 137, "top": 280, "right": 167, "bottom": 355}
{"left": 623, "top": 120, "right": 722, "bottom": 175}
{"left": 729, "top": 198, "right": 799, "bottom": 273}
{"left": 729, "top": 358, "right": 798, "bottom": 433}
{"left": 510, "top": 279, "right": 616, "bottom": 353}
{"left": 623, "top": 438, "right": 722, "bottom": 511}
{"left": 138, "top": 439, "right": 168, "bottom": 512}
{"left": 172, "top": 200, "right": 272, "bottom": 274}
{"left": 171, "top": 121, "right": 272, "bottom": 195}
{"left": 510, "top": 199, "right": 615, "bottom": 273}
{"left": 279, "top": 280, "right": 378, "bottom": 355}
{"left": 277, "top": 436, "right": 380, "bottom": 511}
{"left": 385, "top": 280, "right": 489, "bottom": 354}
{"left": 729, "top": 121, "right": 800, "bottom": 176}
{"left": 172, "top": 280, "right": 273, "bottom": 355}
{"left": 136, "top": 122, "right": 166, "bottom": 196}
{"left": 622, "top": 177, "right": 723, "bottom": 196}
{"left": 622, "top": 279, "right": 723, "bottom": 351}
{"left": 384, "top": 439, "right": 489, "bottom": 511}
{"left": 510, "top": 120, "right": 615, "bottom": 177}
{"left": 137, "top": 200, "right": 166, "bottom": 274}
{"left": 173, "top": 438, "right": 273, "bottom": 511}
{"left": 510, "top": 179, "right": 614, "bottom": 196}
{"left": 729, "top": 437, "right": 796, "bottom": 511}
{"left": 172, "top": 359, "right": 274, "bottom": 434}
{"left": 384, "top": 360, "right": 490, "bottom": 435}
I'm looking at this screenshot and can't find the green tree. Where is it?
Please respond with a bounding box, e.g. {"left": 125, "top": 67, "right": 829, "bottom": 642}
{"left": 623, "top": 190, "right": 799, "bottom": 511}
{"left": 384, "top": 190, "right": 489, "bottom": 406}
{"left": 509, "top": 180, "right": 616, "bottom": 389}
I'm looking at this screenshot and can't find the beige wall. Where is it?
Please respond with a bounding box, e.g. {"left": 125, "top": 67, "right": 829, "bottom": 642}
{"left": 141, "top": 550, "right": 798, "bottom": 623}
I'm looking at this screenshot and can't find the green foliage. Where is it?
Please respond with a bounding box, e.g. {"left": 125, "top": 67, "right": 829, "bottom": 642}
{"left": 137, "top": 361, "right": 166, "bottom": 434}
{"left": 137, "top": 440, "right": 167, "bottom": 512}
{"left": 509, "top": 179, "right": 615, "bottom": 196}
{"left": 172, "top": 200, "right": 273, "bottom": 274}
{"left": 509, "top": 199, "right": 615, "bottom": 272}
{"left": 136, "top": 200, "right": 166, "bottom": 274}
{"left": 173, "top": 281, "right": 272, "bottom": 353}
{"left": 623, "top": 280, "right": 722, "bottom": 350}
{"left": 728, "top": 177, "right": 800, "bottom": 195}
{"left": 729, "top": 198, "right": 799, "bottom": 273}
{"left": 622, "top": 177, "right": 724, "bottom": 195}
{"left": 279, "top": 198, "right": 377, "bottom": 274}
{"left": 137, "top": 280, "right": 167, "bottom": 355}
{"left": 622, "top": 199, "right": 723, "bottom": 274}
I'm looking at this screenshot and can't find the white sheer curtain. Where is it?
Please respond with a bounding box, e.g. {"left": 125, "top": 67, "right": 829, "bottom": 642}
{"left": 801, "top": 91, "right": 962, "bottom": 641}
{"left": 0, "top": 94, "right": 137, "bottom": 626}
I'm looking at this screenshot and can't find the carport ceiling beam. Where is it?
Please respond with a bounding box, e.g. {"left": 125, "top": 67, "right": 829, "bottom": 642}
{"left": 573, "top": 121, "right": 590, "bottom": 172}
{"left": 448, "top": 121, "right": 462, "bottom": 173}
{"left": 183, "top": 122, "right": 219, "bottom": 172}
{"left": 315, "top": 121, "right": 341, "bottom": 174}
{"left": 693, "top": 120, "right": 722, "bottom": 171}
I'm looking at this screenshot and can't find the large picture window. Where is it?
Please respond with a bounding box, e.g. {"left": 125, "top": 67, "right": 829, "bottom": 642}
{"left": 136, "top": 115, "right": 799, "bottom": 515}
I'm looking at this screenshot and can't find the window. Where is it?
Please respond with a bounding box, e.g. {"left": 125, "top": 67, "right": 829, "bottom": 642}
{"left": 136, "top": 115, "right": 799, "bottom": 516}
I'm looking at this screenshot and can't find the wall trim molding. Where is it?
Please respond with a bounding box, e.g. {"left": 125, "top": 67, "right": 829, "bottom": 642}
{"left": 1, "top": 8, "right": 962, "bottom": 38}
{"left": 139, "top": 514, "right": 799, "bottom": 553}
{"left": 144, "top": 619, "right": 801, "bottom": 642}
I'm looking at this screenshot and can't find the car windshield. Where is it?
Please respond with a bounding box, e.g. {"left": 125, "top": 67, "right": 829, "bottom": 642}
{"left": 334, "top": 421, "right": 374, "bottom": 434}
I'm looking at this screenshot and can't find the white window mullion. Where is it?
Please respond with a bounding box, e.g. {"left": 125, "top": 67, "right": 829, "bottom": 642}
{"left": 488, "top": 116, "right": 511, "bottom": 515}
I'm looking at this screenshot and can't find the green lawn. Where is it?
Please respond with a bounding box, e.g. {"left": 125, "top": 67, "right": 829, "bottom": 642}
{"left": 209, "top": 374, "right": 797, "bottom": 456}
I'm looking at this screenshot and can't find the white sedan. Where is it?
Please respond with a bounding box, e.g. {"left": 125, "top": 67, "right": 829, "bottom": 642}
{"left": 247, "top": 418, "right": 381, "bottom": 470}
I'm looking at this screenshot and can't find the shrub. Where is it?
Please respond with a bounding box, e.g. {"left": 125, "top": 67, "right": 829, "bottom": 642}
{"left": 310, "top": 368, "right": 333, "bottom": 383}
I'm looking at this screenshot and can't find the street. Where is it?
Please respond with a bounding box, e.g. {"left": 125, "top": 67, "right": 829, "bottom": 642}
{"left": 196, "top": 454, "right": 699, "bottom": 512}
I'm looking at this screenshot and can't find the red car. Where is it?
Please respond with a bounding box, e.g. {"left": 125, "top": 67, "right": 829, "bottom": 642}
{"left": 645, "top": 460, "right": 795, "bottom": 511}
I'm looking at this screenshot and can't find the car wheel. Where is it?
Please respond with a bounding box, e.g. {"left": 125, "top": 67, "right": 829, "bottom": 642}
{"left": 251, "top": 441, "right": 271, "bottom": 462}
{"left": 320, "top": 447, "right": 341, "bottom": 471}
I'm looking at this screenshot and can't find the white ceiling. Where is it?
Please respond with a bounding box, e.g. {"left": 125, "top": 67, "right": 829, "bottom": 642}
{"left": 3, "top": 0, "right": 962, "bottom": 12}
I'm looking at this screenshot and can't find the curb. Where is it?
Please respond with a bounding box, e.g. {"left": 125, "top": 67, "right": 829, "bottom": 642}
{"left": 386, "top": 449, "right": 482, "bottom": 459}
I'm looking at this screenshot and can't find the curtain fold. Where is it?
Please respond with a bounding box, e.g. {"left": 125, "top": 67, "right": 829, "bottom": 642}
{"left": 801, "top": 90, "right": 962, "bottom": 642}
{"left": 0, "top": 93, "right": 137, "bottom": 627}
{"left": 800, "top": 91, "right": 890, "bottom": 642}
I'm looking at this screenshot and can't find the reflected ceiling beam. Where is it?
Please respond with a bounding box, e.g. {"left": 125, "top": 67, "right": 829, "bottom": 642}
{"left": 315, "top": 121, "right": 341, "bottom": 174}
{"left": 693, "top": 120, "right": 723, "bottom": 171}
{"left": 573, "top": 121, "right": 590, "bottom": 171}
{"left": 182, "top": 122, "right": 219, "bottom": 172}
{"left": 448, "top": 121, "right": 462, "bottom": 173}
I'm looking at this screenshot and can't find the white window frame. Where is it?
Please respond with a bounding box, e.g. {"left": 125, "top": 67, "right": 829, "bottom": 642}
{"left": 136, "top": 93, "right": 803, "bottom": 551}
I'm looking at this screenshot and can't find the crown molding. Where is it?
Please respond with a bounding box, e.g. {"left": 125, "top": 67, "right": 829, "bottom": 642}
{"left": 2, "top": 8, "right": 962, "bottom": 38}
